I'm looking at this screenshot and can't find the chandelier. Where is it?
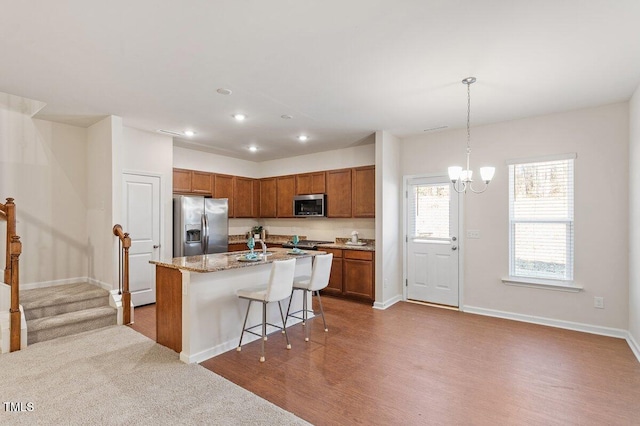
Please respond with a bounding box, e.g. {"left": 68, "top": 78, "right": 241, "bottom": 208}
{"left": 447, "top": 77, "right": 495, "bottom": 193}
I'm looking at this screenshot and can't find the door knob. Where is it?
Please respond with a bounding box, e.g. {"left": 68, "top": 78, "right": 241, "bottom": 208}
{"left": 451, "top": 236, "right": 457, "bottom": 242}
{"left": 451, "top": 246, "right": 458, "bottom": 251}
{"left": 153, "top": 245, "right": 160, "bottom": 249}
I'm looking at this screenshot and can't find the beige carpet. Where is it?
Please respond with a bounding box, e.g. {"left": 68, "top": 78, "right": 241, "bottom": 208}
{"left": 0, "top": 325, "right": 309, "bottom": 425}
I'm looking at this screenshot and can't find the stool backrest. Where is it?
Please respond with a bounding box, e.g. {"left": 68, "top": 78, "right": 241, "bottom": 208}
{"left": 308, "top": 253, "right": 333, "bottom": 291}
{"left": 265, "top": 258, "right": 296, "bottom": 302}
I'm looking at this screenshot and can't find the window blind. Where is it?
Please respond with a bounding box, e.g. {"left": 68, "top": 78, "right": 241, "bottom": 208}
{"left": 508, "top": 158, "right": 574, "bottom": 281}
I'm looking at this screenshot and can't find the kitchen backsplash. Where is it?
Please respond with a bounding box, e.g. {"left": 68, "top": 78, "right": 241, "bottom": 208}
{"left": 229, "top": 217, "right": 375, "bottom": 242}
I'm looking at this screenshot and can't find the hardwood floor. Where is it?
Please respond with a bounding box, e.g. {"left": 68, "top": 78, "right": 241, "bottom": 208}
{"left": 130, "top": 297, "right": 640, "bottom": 425}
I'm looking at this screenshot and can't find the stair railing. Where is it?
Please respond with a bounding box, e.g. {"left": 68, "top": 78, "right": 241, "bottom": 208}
{"left": 112, "top": 225, "right": 132, "bottom": 325}
{"left": 0, "top": 198, "right": 22, "bottom": 352}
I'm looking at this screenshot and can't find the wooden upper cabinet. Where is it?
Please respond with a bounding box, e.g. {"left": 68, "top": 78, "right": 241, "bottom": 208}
{"left": 276, "top": 175, "right": 296, "bottom": 218}
{"left": 191, "top": 171, "right": 212, "bottom": 195}
{"left": 252, "top": 179, "right": 260, "bottom": 218}
{"left": 213, "top": 174, "right": 235, "bottom": 217}
{"left": 173, "top": 168, "right": 192, "bottom": 193}
{"left": 296, "top": 172, "right": 326, "bottom": 195}
{"left": 326, "top": 168, "right": 352, "bottom": 218}
{"left": 260, "top": 178, "right": 277, "bottom": 218}
{"left": 234, "top": 177, "right": 257, "bottom": 218}
{"left": 352, "top": 166, "right": 375, "bottom": 218}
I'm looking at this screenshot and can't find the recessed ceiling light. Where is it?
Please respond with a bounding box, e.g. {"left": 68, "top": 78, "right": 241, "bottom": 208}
{"left": 184, "top": 130, "right": 195, "bottom": 137}
{"left": 281, "top": 114, "right": 293, "bottom": 119}
{"left": 248, "top": 146, "right": 258, "bottom": 152}
{"left": 217, "top": 88, "right": 232, "bottom": 95}
{"left": 233, "top": 114, "right": 247, "bottom": 121}
{"left": 297, "top": 135, "right": 309, "bottom": 142}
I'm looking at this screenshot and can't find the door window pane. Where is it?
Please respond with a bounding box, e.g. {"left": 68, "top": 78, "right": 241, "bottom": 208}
{"left": 410, "top": 184, "right": 449, "bottom": 239}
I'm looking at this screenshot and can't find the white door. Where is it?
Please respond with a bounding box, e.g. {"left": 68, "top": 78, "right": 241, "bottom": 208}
{"left": 406, "top": 176, "right": 459, "bottom": 306}
{"left": 122, "top": 173, "right": 161, "bottom": 306}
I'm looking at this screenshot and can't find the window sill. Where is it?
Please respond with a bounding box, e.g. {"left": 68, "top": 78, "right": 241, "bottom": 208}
{"left": 501, "top": 276, "right": 583, "bottom": 293}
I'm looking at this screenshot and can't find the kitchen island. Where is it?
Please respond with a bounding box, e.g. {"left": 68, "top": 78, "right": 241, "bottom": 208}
{"left": 150, "top": 247, "right": 322, "bottom": 363}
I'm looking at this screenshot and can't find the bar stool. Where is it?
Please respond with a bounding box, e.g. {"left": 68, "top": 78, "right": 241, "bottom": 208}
{"left": 236, "top": 258, "right": 296, "bottom": 362}
{"left": 285, "top": 253, "right": 333, "bottom": 342}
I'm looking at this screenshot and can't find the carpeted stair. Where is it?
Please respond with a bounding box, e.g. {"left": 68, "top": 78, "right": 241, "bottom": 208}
{"left": 21, "top": 282, "right": 117, "bottom": 345}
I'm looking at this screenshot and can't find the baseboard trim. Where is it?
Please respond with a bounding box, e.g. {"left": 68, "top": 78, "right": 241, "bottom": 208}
{"left": 373, "top": 295, "right": 402, "bottom": 310}
{"left": 627, "top": 332, "right": 640, "bottom": 363}
{"left": 21, "top": 277, "right": 115, "bottom": 292}
{"left": 463, "top": 305, "right": 628, "bottom": 339}
{"left": 21, "top": 277, "right": 90, "bottom": 291}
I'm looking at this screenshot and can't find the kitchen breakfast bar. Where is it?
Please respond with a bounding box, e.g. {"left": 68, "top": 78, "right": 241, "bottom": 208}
{"left": 150, "top": 247, "right": 322, "bottom": 363}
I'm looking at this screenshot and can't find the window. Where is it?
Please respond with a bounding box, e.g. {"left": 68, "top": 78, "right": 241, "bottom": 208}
{"left": 507, "top": 154, "right": 575, "bottom": 283}
{"left": 408, "top": 182, "right": 450, "bottom": 240}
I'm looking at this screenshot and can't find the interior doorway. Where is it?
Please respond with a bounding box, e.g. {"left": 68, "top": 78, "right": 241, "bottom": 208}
{"left": 122, "top": 173, "right": 161, "bottom": 306}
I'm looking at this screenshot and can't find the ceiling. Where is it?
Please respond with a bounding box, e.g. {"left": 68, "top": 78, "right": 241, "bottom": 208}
{"left": 2, "top": 1, "right": 639, "bottom": 162}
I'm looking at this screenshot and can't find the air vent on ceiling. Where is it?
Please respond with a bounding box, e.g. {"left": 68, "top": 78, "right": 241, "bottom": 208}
{"left": 423, "top": 125, "right": 449, "bottom": 132}
{"left": 157, "top": 129, "right": 184, "bottom": 137}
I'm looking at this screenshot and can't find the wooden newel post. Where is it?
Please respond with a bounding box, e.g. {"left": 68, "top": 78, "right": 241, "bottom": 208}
{"left": 9, "top": 235, "right": 21, "bottom": 352}
{"left": 122, "top": 232, "right": 132, "bottom": 325}
{"left": 4, "top": 198, "right": 15, "bottom": 285}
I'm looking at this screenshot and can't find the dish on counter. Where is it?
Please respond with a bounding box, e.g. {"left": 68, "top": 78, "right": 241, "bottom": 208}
{"left": 236, "top": 255, "right": 261, "bottom": 262}
{"left": 345, "top": 241, "right": 367, "bottom": 246}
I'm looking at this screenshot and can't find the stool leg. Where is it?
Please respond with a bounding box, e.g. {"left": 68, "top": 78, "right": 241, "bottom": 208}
{"left": 278, "top": 301, "right": 291, "bottom": 350}
{"left": 283, "top": 289, "right": 295, "bottom": 332}
{"left": 237, "top": 300, "right": 252, "bottom": 352}
{"left": 304, "top": 290, "right": 310, "bottom": 342}
{"left": 260, "top": 302, "right": 266, "bottom": 362}
{"left": 302, "top": 290, "right": 307, "bottom": 326}
{"left": 315, "top": 291, "right": 328, "bottom": 332}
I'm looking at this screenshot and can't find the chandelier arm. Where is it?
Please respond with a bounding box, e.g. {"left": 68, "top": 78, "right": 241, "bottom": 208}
{"left": 451, "top": 180, "right": 467, "bottom": 194}
{"left": 468, "top": 181, "right": 489, "bottom": 194}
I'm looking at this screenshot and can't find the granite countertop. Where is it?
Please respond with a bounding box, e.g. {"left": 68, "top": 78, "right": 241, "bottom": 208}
{"left": 228, "top": 234, "right": 307, "bottom": 245}
{"left": 318, "top": 238, "right": 375, "bottom": 252}
{"left": 150, "top": 247, "right": 322, "bottom": 273}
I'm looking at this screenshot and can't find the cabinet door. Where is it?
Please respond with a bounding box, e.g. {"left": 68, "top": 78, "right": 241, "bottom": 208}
{"left": 191, "top": 171, "right": 212, "bottom": 195}
{"left": 213, "top": 174, "right": 235, "bottom": 217}
{"left": 352, "top": 166, "right": 375, "bottom": 217}
{"left": 343, "top": 257, "right": 374, "bottom": 301}
{"left": 295, "top": 174, "right": 312, "bottom": 195}
{"left": 252, "top": 180, "right": 260, "bottom": 218}
{"left": 260, "top": 178, "right": 277, "bottom": 218}
{"left": 173, "top": 168, "right": 192, "bottom": 193}
{"left": 311, "top": 172, "right": 326, "bottom": 194}
{"left": 276, "top": 175, "right": 296, "bottom": 218}
{"left": 324, "top": 256, "right": 343, "bottom": 296}
{"left": 295, "top": 172, "right": 325, "bottom": 195}
{"left": 326, "top": 169, "right": 352, "bottom": 217}
{"left": 234, "top": 177, "right": 255, "bottom": 218}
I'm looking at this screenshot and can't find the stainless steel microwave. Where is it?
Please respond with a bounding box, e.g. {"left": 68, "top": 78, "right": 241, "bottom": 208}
{"left": 293, "top": 194, "right": 326, "bottom": 217}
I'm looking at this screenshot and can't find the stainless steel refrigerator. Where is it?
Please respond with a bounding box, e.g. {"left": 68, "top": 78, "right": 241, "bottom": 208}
{"left": 173, "top": 195, "right": 229, "bottom": 257}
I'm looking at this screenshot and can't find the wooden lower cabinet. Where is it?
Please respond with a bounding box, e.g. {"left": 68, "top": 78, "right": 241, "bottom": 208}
{"left": 228, "top": 243, "right": 247, "bottom": 252}
{"left": 322, "top": 248, "right": 374, "bottom": 302}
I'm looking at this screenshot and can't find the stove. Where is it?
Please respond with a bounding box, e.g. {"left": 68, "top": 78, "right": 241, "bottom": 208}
{"left": 281, "top": 239, "right": 333, "bottom": 250}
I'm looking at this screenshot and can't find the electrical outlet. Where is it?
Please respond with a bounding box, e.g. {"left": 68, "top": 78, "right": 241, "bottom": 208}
{"left": 594, "top": 296, "right": 604, "bottom": 309}
{"left": 466, "top": 230, "right": 480, "bottom": 239}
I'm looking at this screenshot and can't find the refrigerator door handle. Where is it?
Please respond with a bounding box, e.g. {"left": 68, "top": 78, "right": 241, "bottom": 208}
{"left": 201, "top": 214, "right": 207, "bottom": 254}
{"left": 204, "top": 213, "right": 210, "bottom": 254}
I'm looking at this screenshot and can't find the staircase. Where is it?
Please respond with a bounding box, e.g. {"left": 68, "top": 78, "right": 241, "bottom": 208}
{"left": 21, "top": 282, "right": 117, "bottom": 345}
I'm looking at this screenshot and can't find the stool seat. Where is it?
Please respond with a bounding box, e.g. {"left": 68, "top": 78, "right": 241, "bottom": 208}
{"left": 236, "top": 286, "right": 269, "bottom": 301}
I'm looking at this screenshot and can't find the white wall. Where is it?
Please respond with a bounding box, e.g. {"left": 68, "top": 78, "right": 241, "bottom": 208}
{"left": 86, "top": 116, "right": 118, "bottom": 288}
{"left": 259, "top": 139, "right": 376, "bottom": 176}
{"left": 401, "top": 103, "right": 629, "bottom": 330}
{"left": 122, "top": 127, "right": 174, "bottom": 262}
{"left": 173, "top": 146, "right": 260, "bottom": 178}
{"left": 374, "top": 131, "right": 402, "bottom": 308}
{"left": 0, "top": 92, "right": 89, "bottom": 286}
{"left": 629, "top": 87, "right": 640, "bottom": 349}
